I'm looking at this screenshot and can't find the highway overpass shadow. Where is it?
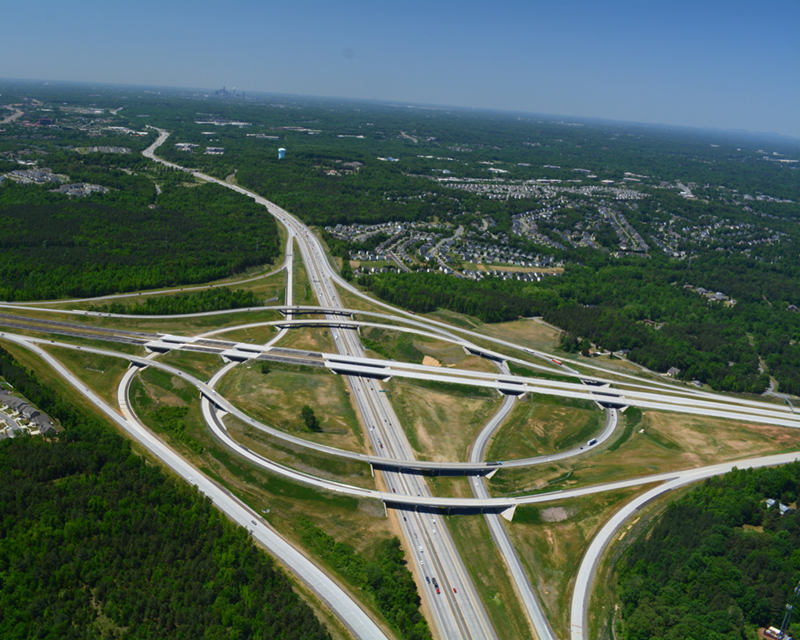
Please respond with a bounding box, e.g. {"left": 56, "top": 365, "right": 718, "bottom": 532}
{"left": 387, "top": 503, "right": 510, "bottom": 516}
{"left": 372, "top": 463, "right": 492, "bottom": 477}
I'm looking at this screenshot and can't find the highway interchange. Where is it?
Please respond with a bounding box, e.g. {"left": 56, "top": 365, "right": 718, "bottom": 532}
{"left": 1, "top": 128, "right": 798, "bottom": 639}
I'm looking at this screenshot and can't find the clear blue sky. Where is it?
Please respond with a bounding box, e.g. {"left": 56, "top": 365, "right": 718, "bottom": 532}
{"left": 5, "top": 0, "right": 799, "bottom": 138}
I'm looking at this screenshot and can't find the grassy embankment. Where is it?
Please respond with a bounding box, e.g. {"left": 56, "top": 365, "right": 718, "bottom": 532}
{"left": 486, "top": 394, "right": 603, "bottom": 461}
{"left": 506, "top": 487, "right": 650, "bottom": 637}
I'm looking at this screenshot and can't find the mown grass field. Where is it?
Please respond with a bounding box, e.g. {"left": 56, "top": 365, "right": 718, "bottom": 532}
{"left": 42, "top": 345, "right": 130, "bottom": 410}
{"left": 216, "top": 361, "right": 366, "bottom": 453}
{"left": 488, "top": 407, "right": 800, "bottom": 497}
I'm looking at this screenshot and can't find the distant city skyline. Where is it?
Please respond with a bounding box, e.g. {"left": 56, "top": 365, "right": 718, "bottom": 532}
{"left": 3, "top": 0, "right": 799, "bottom": 139}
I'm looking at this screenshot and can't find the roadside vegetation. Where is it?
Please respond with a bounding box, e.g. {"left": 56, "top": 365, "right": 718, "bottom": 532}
{"left": 360, "top": 325, "right": 497, "bottom": 373}
{"left": 297, "top": 519, "right": 432, "bottom": 640}
{"left": 447, "top": 514, "right": 536, "bottom": 639}
{"left": 486, "top": 394, "right": 604, "bottom": 461}
{"left": 158, "top": 350, "right": 225, "bottom": 382}
{"left": 42, "top": 345, "right": 129, "bottom": 409}
{"left": 386, "top": 377, "right": 500, "bottom": 462}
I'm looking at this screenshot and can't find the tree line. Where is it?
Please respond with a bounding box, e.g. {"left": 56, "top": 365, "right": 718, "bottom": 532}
{"left": 91, "top": 288, "right": 261, "bottom": 315}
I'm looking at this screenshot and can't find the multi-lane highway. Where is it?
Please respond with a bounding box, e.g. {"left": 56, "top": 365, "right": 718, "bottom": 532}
{"left": 148, "top": 129, "right": 498, "bottom": 638}
{"left": 3, "top": 126, "right": 799, "bottom": 640}
{"left": 279, "top": 210, "right": 498, "bottom": 639}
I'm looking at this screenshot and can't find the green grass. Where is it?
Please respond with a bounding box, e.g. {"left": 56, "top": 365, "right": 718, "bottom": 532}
{"left": 292, "top": 240, "right": 318, "bottom": 306}
{"left": 131, "top": 369, "right": 365, "bottom": 511}
{"left": 487, "top": 394, "right": 603, "bottom": 462}
{"left": 226, "top": 415, "right": 376, "bottom": 489}
{"left": 507, "top": 360, "right": 581, "bottom": 385}
{"left": 43, "top": 345, "right": 129, "bottom": 409}
{"left": 513, "top": 506, "right": 544, "bottom": 525}
{"left": 359, "top": 335, "right": 392, "bottom": 360}
{"left": 423, "top": 308, "right": 482, "bottom": 330}
{"left": 402, "top": 377, "right": 495, "bottom": 399}
{"left": 263, "top": 361, "right": 321, "bottom": 375}
{"left": 640, "top": 429, "right": 683, "bottom": 451}
{"left": 487, "top": 403, "right": 800, "bottom": 499}
{"left": 214, "top": 324, "right": 278, "bottom": 344}
{"left": 386, "top": 377, "right": 501, "bottom": 461}
{"left": 389, "top": 390, "right": 423, "bottom": 453}
{"left": 216, "top": 361, "right": 366, "bottom": 450}
{"left": 139, "top": 366, "right": 197, "bottom": 404}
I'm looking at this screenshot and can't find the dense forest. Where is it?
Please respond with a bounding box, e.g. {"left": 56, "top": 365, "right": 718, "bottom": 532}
{"left": 0, "top": 346, "right": 330, "bottom": 640}
{"left": 0, "top": 176, "right": 280, "bottom": 301}
{"left": 617, "top": 464, "right": 800, "bottom": 640}
{"left": 359, "top": 250, "right": 800, "bottom": 394}
{"left": 91, "top": 288, "right": 262, "bottom": 315}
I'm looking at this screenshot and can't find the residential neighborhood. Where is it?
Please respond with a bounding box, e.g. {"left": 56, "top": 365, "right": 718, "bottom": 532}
{"left": 0, "top": 388, "right": 56, "bottom": 439}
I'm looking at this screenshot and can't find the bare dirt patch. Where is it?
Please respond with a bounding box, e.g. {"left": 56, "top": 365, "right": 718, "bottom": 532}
{"left": 541, "top": 507, "right": 572, "bottom": 522}
{"left": 422, "top": 355, "right": 440, "bottom": 367}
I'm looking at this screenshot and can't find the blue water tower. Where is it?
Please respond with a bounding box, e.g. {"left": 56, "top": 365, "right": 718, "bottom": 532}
{"left": 278, "top": 148, "right": 286, "bottom": 160}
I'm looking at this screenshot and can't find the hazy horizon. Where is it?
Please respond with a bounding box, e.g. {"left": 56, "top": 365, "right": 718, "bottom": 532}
{"left": 4, "top": 1, "right": 798, "bottom": 138}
